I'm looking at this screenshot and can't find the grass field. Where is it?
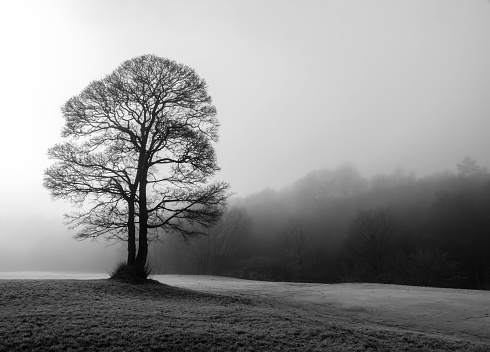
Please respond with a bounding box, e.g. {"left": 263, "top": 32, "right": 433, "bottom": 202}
{"left": 0, "top": 277, "right": 488, "bottom": 351}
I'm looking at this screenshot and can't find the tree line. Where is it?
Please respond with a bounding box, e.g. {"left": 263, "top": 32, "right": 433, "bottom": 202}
{"left": 151, "top": 158, "right": 490, "bottom": 290}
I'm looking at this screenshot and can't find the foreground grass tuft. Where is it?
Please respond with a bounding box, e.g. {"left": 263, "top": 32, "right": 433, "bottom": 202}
{"left": 0, "top": 279, "right": 487, "bottom": 351}
{"left": 109, "top": 261, "right": 153, "bottom": 285}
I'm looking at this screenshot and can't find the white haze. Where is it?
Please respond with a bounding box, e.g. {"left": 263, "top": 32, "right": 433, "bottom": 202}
{"left": 0, "top": 0, "right": 489, "bottom": 272}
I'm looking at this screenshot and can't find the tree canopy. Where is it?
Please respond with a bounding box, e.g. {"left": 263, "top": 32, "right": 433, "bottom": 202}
{"left": 44, "top": 54, "right": 229, "bottom": 279}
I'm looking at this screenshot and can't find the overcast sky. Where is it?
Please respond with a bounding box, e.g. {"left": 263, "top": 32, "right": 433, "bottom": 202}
{"left": 1, "top": 0, "right": 489, "bottom": 272}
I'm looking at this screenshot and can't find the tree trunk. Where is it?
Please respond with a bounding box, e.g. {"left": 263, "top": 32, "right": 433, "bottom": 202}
{"left": 127, "top": 196, "right": 136, "bottom": 266}
{"left": 134, "top": 168, "right": 148, "bottom": 277}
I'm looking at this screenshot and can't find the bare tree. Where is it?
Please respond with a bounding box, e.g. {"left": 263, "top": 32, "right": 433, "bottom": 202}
{"left": 186, "top": 207, "right": 251, "bottom": 275}
{"left": 44, "top": 55, "right": 229, "bottom": 279}
{"left": 281, "top": 216, "right": 308, "bottom": 281}
{"left": 345, "top": 209, "right": 398, "bottom": 281}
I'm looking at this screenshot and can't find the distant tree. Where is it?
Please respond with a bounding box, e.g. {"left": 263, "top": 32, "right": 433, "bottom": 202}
{"left": 344, "top": 209, "right": 399, "bottom": 282}
{"left": 370, "top": 167, "right": 416, "bottom": 190}
{"left": 334, "top": 164, "right": 369, "bottom": 198}
{"left": 293, "top": 164, "right": 367, "bottom": 208}
{"left": 457, "top": 156, "right": 486, "bottom": 177}
{"left": 280, "top": 216, "right": 309, "bottom": 281}
{"left": 44, "top": 55, "right": 229, "bottom": 279}
{"left": 186, "top": 207, "right": 251, "bottom": 275}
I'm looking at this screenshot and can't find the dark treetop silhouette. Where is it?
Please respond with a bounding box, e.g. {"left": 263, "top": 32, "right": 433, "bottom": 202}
{"left": 44, "top": 54, "right": 229, "bottom": 278}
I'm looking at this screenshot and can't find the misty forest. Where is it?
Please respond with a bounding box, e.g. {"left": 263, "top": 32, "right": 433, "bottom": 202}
{"left": 151, "top": 158, "right": 490, "bottom": 290}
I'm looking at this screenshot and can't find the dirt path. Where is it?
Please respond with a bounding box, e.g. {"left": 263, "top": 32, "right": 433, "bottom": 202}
{"left": 154, "top": 275, "right": 490, "bottom": 344}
